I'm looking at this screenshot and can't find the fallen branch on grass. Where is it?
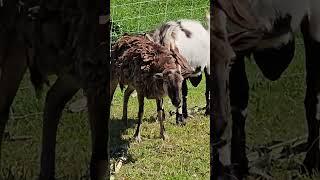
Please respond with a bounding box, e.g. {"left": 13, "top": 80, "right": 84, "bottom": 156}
{"left": 3, "top": 131, "right": 32, "bottom": 142}
{"left": 247, "top": 135, "right": 308, "bottom": 179}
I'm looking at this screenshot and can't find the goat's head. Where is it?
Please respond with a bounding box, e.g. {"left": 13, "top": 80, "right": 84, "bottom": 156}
{"left": 154, "top": 65, "right": 184, "bottom": 107}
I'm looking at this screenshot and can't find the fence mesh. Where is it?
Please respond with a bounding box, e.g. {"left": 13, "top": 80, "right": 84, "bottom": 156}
{"left": 111, "top": 0, "right": 210, "bottom": 43}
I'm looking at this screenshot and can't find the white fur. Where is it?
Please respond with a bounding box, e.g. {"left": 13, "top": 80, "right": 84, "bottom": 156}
{"left": 175, "top": 20, "right": 210, "bottom": 74}
{"left": 152, "top": 19, "right": 210, "bottom": 75}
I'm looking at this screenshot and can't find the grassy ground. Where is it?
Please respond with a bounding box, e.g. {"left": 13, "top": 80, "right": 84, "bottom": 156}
{"left": 110, "top": 0, "right": 210, "bottom": 179}
{"left": 1, "top": 0, "right": 319, "bottom": 179}
{"left": 245, "top": 35, "right": 319, "bottom": 179}
{"left": 110, "top": 80, "right": 209, "bottom": 179}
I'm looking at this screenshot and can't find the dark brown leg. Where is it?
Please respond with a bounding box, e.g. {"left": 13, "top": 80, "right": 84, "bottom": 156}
{"left": 301, "top": 18, "right": 320, "bottom": 174}
{"left": 230, "top": 56, "right": 249, "bottom": 178}
{"left": 156, "top": 98, "right": 166, "bottom": 140}
{"left": 39, "top": 75, "right": 80, "bottom": 179}
{"left": 182, "top": 80, "right": 188, "bottom": 119}
{"left": 0, "top": 47, "right": 27, "bottom": 164}
{"left": 122, "top": 87, "right": 135, "bottom": 126}
{"left": 86, "top": 84, "right": 109, "bottom": 180}
{"left": 176, "top": 79, "right": 187, "bottom": 125}
{"left": 133, "top": 93, "right": 144, "bottom": 142}
{"left": 210, "top": 6, "right": 237, "bottom": 180}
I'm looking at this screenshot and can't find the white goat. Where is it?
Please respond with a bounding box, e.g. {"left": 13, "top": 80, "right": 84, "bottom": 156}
{"left": 148, "top": 16, "right": 210, "bottom": 124}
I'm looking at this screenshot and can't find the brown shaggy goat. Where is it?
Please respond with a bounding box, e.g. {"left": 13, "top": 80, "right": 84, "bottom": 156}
{"left": 110, "top": 34, "right": 194, "bottom": 142}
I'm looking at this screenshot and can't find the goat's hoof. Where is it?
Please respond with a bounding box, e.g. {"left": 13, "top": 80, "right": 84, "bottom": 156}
{"left": 133, "top": 135, "right": 142, "bottom": 143}
{"left": 205, "top": 107, "right": 210, "bottom": 116}
{"left": 182, "top": 111, "right": 188, "bottom": 119}
{"left": 176, "top": 114, "right": 186, "bottom": 126}
{"left": 186, "top": 114, "right": 194, "bottom": 119}
{"left": 218, "top": 164, "right": 244, "bottom": 180}
{"left": 38, "top": 175, "right": 55, "bottom": 180}
{"left": 176, "top": 120, "right": 186, "bottom": 126}
{"left": 183, "top": 113, "right": 194, "bottom": 119}
{"left": 300, "top": 148, "right": 320, "bottom": 175}
{"left": 160, "top": 133, "right": 168, "bottom": 140}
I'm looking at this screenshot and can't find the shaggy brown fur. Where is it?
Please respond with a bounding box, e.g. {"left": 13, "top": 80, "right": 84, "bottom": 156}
{"left": 110, "top": 34, "right": 194, "bottom": 141}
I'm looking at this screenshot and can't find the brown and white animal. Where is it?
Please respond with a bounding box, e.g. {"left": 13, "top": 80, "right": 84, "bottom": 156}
{"left": 147, "top": 17, "right": 210, "bottom": 125}
{"left": 110, "top": 34, "right": 194, "bottom": 141}
{"left": 211, "top": 0, "right": 320, "bottom": 179}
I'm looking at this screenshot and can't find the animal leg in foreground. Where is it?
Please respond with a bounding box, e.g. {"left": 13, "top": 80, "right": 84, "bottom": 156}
{"left": 210, "top": 4, "right": 237, "bottom": 179}
{"left": 39, "top": 75, "right": 80, "bottom": 178}
{"left": 0, "top": 44, "right": 27, "bottom": 164}
{"left": 301, "top": 17, "right": 320, "bottom": 173}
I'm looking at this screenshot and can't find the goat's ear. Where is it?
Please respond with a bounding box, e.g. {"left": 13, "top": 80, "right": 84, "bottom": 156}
{"left": 153, "top": 73, "right": 164, "bottom": 79}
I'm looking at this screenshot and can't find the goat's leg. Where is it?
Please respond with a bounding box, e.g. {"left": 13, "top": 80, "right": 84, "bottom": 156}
{"left": 157, "top": 98, "right": 167, "bottom": 140}
{"left": 301, "top": 17, "right": 320, "bottom": 173}
{"left": 230, "top": 56, "right": 249, "bottom": 177}
{"left": 133, "top": 93, "right": 144, "bottom": 142}
{"left": 176, "top": 79, "right": 187, "bottom": 125}
{"left": 109, "top": 77, "right": 118, "bottom": 103}
{"left": 108, "top": 76, "right": 118, "bottom": 120}
{"left": 210, "top": 6, "right": 236, "bottom": 180}
{"left": 86, "top": 83, "right": 109, "bottom": 180}
{"left": 182, "top": 79, "right": 188, "bottom": 119}
{"left": 0, "top": 48, "right": 27, "bottom": 164}
{"left": 39, "top": 75, "right": 80, "bottom": 179}
{"left": 122, "top": 87, "right": 134, "bottom": 126}
{"left": 205, "top": 68, "right": 211, "bottom": 115}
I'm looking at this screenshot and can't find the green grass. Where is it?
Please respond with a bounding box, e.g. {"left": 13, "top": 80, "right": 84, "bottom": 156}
{"left": 245, "top": 36, "right": 319, "bottom": 179}
{"left": 110, "top": 79, "right": 209, "bottom": 179}
{"left": 111, "top": 0, "right": 209, "bottom": 42}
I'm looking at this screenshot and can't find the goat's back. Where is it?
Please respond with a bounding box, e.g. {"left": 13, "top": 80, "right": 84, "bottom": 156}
{"left": 152, "top": 20, "right": 210, "bottom": 74}
{"left": 111, "top": 35, "right": 192, "bottom": 88}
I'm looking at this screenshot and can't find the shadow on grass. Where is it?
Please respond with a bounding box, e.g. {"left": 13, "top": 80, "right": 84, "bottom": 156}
{"left": 110, "top": 118, "right": 136, "bottom": 164}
